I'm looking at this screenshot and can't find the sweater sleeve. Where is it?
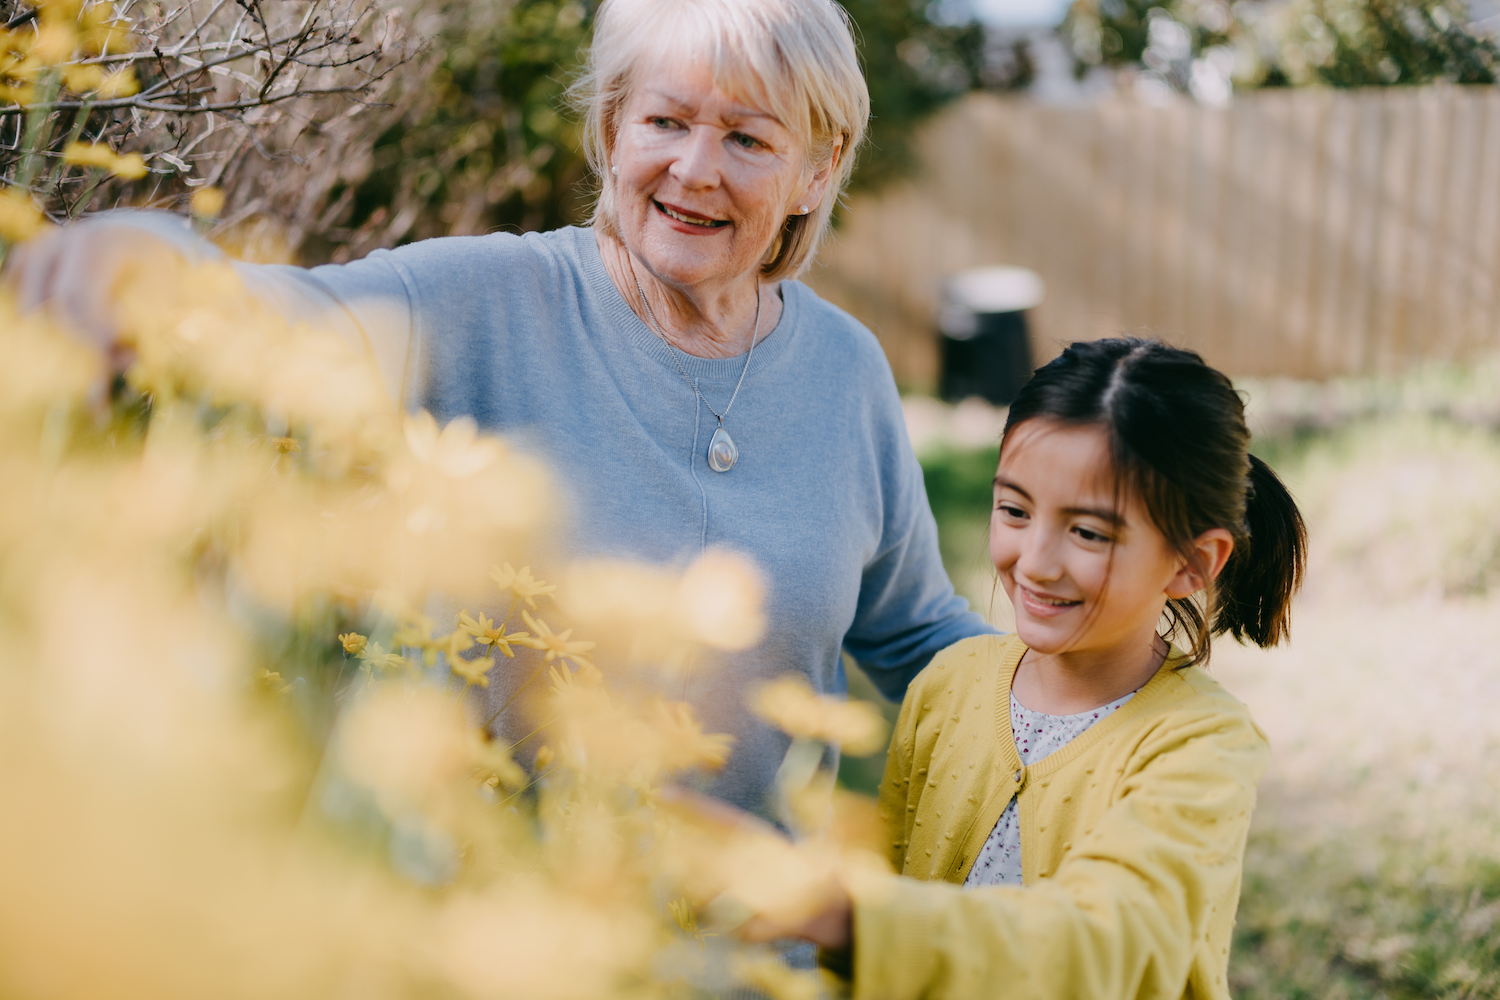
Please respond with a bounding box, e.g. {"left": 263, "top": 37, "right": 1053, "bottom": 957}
{"left": 39, "top": 210, "right": 418, "bottom": 403}
{"left": 848, "top": 707, "right": 1270, "bottom": 1000}
{"left": 840, "top": 385, "right": 994, "bottom": 701}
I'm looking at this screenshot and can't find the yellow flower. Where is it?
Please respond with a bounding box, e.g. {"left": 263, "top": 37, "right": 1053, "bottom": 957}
{"left": 356, "top": 641, "right": 408, "bottom": 674}
{"left": 403, "top": 411, "right": 501, "bottom": 477}
{"left": 654, "top": 699, "right": 735, "bottom": 772}
{"left": 546, "top": 660, "right": 603, "bottom": 696}
{"left": 456, "top": 609, "right": 528, "bottom": 657}
{"left": 94, "top": 67, "right": 137, "bottom": 99}
{"left": 271, "top": 436, "right": 300, "bottom": 454}
{"left": 491, "top": 562, "right": 556, "bottom": 609}
{"left": 338, "top": 632, "right": 367, "bottom": 655}
{"left": 751, "top": 675, "right": 889, "bottom": 756}
{"left": 533, "top": 745, "right": 555, "bottom": 771}
{"left": 424, "top": 629, "right": 474, "bottom": 667}
{"left": 391, "top": 613, "right": 436, "bottom": 651}
{"left": 521, "top": 610, "right": 595, "bottom": 666}
{"left": 256, "top": 668, "right": 291, "bottom": 694}
{"left": 0, "top": 189, "right": 48, "bottom": 243}
{"left": 76, "top": 2, "right": 133, "bottom": 55}
{"left": 190, "top": 186, "right": 225, "bottom": 219}
{"left": 62, "top": 141, "right": 147, "bottom": 180}
{"left": 450, "top": 654, "right": 492, "bottom": 688}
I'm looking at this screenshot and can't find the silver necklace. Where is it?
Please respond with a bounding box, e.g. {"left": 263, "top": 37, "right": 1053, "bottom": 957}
{"left": 632, "top": 270, "right": 761, "bottom": 473}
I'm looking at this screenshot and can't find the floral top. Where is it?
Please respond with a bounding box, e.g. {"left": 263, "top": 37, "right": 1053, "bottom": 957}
{"left": 963, "top": 689, "right": 1136, "bottom": 887}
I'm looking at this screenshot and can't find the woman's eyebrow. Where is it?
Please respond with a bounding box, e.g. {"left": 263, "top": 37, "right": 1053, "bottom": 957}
{"left": 639, "top": 88, "right": 777, "bottom": 124}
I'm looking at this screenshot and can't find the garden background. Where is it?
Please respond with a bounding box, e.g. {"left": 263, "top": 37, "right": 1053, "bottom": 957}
{"left": 3, "top": 0, "right": 1500, "bottom": 997}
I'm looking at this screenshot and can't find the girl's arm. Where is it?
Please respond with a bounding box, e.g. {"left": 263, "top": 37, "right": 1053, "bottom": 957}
{"left": 846, "top": 707, "right": 1269, "bottom": 1000}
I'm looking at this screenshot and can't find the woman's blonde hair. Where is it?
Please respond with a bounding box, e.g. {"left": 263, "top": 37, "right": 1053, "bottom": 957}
{"left": 571, "top": 0, "right": 869, "bottom": 282}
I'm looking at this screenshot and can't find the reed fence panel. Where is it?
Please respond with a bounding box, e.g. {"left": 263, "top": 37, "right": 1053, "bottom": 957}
{"left": 804, "top": 88, "right": 1500, "bottom": 386}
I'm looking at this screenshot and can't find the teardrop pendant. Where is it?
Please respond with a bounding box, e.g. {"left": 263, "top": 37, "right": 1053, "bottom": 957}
{"left": 707, "top": 425, "right": 737, "bottom": 473}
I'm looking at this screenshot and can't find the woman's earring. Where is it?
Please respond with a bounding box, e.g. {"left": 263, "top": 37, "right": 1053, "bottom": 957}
{"left": 798, "top": 205, "right": 809, "bottom": 214}
{"left": 611, "top": 166, "right": 618, "bottom": 175}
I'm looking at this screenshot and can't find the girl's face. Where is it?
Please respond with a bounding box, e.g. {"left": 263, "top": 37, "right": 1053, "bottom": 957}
{"left": 990, "top": 420, "right": 1195, "bottom": 661}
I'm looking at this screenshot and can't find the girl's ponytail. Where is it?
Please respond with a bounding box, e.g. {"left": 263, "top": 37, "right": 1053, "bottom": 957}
{"left": 1213, "top": 454, "right": 1307, "bottom": 648}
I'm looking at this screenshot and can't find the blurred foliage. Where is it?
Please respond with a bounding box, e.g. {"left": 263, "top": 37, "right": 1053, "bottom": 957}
{"left": 309, "top": 0, "right": 596, "bottom": 261}
{"left": 0, "top": 0, "right": 413, "bottom": 266}
{"left": 313, "top": 0, "right": 987, "bottom": 262}
{"left": 1061, "top": 0, "right": 1500, "bottom": 94}
{"left": 0, "top": 242, "right": 893, "bottom": 998}
{"left": 840, "top": 0, "right": 986, "bottom": 191}
{"left": 1277, "top": 0, "right": 1500, "bottom": 86}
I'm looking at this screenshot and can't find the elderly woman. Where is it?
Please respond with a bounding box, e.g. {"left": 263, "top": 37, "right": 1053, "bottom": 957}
{"left": 10, "top": 0, "right": 992, "bottom": 816}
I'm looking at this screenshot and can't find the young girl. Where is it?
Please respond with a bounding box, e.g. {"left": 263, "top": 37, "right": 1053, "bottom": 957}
{"left": 760, "top": 338, "right": 1306, "bottom": 1000}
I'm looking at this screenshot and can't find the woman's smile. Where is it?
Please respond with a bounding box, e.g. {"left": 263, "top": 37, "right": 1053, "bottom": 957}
{"left": 653, "top": 198, "right": 731, "bottom": 230}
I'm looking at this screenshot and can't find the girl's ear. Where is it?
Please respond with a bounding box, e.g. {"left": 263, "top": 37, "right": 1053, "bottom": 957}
{"left": 1165, "top": 528, "right": 1235, "bottom": 599}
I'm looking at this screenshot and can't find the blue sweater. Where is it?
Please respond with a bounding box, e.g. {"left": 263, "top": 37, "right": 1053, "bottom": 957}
{"left": 171, "top": 218, "right": 992, "bottom": 814}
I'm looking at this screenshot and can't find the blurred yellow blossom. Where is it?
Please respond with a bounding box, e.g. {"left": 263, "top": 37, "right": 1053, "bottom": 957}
{"left": 190, "top": 186, "right": 227, "bottom": 219}
{"left": 423, "top": 628, "right": 474, "bottom": 668}
{"left": 653, "top": 699, "right": 734, "bottom": 772}
{"left": 0, "top": 188, "right": 49, "bottom": 242}
{"left": 0, "top": 250, "right": 843, "bottom": 1000}
{"left": 522, "top": 610, "right": 595, "bottom": 666}
{"left": 356, "top": 641, "right": 407, "bottom": 674}
{"left": 59, "top": 63, "right": 135, "bottom": 96}
{"left": 256, "top": 668, "right": 291, "bottom": 694}
{"left": 752, "top": 675, "right": 889, "bottom": 755}
{"left": 338, "top": 684, "right": 474, "bottom": 817}
{"left": 403, "top": 411, "right": 501, "bottom": 478}
{"left": 492, "top": 562, "right": 556, "bottom": 608}
{"left": 559, "top": 550, "right": 765, "bottom": 674}
{"left": 62, "top": 141, "right": 148, "bottom": 180}
{"left": 450, "top": 654, "right": 492, "bottom": 688}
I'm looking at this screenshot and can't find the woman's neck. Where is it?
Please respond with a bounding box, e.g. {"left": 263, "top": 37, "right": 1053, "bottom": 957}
{"left": 1010, "top": 630, "right": 1168, "bottom": 716}
{"left": 596, "top": 227, "right": 782, "bottom": 359}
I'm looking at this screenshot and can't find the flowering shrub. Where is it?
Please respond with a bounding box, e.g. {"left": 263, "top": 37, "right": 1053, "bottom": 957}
{"left": 0, "top": 247, "right": 888, "bottom": 998}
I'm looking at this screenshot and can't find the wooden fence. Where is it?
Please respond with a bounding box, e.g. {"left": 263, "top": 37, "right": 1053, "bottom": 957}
{"left": 804, "top": 87, "right": 1500, "bottom": 386}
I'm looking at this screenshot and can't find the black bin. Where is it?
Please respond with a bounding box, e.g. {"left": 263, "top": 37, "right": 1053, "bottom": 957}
{"left": 937, "top": 266, "right": 1044, "bottom": 406}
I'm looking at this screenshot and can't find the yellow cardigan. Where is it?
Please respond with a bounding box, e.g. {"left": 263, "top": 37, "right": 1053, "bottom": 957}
{"left": 848, "top": 634, "right": 1270, "bottom": 1000}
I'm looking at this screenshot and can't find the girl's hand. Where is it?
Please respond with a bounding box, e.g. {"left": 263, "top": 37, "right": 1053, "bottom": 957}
{"left": 739, "top": 871, "right": 852, "bottom": 951}
{"left": 655, "top": 785, "right": 854, "bottom": 951}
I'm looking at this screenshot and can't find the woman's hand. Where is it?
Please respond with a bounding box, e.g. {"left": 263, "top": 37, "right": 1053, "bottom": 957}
{"left": 4, "top": 217, "right": 186, "bottom": 371}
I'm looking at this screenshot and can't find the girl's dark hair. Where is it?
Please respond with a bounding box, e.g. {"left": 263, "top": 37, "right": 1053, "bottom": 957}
{"left": 1002, "top": 338, "right": 1306, "bottom": 667}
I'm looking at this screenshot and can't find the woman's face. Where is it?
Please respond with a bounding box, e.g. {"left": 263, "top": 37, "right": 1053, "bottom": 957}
{"left": 989, "top": 420, "right": 1187, "bottom": 661}
{"left": 610, "top": 59, "right": 831, "bottom": 291}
